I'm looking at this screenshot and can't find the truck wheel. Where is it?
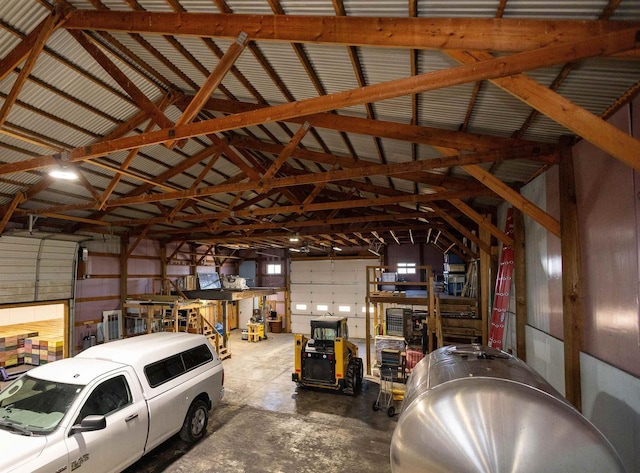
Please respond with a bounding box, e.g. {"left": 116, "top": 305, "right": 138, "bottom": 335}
{"left": 179, "top": 399, "right": 209, "bottom": 443}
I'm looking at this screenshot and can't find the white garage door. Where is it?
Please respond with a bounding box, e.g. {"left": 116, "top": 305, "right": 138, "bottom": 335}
{"left": 0, "top": 235, "right": 78, "bottom": 304}
{"left": 290, "top": 259, "right": 373, "bottom": 339}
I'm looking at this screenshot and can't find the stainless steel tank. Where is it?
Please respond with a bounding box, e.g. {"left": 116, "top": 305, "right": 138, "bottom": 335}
{"left": 390, "top": 344, "right": 626, "bottom": 473}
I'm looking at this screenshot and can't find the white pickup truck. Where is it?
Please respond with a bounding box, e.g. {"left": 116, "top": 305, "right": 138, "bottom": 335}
{"left": 0, "top": 332, "right": 224, "bottom": 473}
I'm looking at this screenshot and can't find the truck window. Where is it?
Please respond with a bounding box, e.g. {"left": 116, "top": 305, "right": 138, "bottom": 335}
{"left": 0, "top": 376, "right": 81, "bottom": 435}
{"left": 144, "top": 344, "right": 213, "bottom": 388}
{"left": 76, "top": 375, "right": 131, "bottom": 423}
{"left": 145, "top": 354, "right": 185, "bottom": 388}
{"left": 182, "top": 345, "right": 213, "bottom": 370}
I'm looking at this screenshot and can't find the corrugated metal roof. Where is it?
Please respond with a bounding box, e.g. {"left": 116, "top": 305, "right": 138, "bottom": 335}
{"left": 502, "top": 0, "right": 610, "bottom": 19}
{"left": 0, "top": 0, "right": 638, "bottom": 252}
{"left": 0, "top": 1, "right": 48, "bottom": 33}
{"left": 418, "top": 1, "right": 503, "bottom": 18}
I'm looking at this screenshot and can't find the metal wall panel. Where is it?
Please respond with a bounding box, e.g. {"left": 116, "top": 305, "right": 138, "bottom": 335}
{"left": 574, "top": 106, "right": 640, "bottom": 377}
{"left": 581, "top": 352, "right": 640, "bottom": 473}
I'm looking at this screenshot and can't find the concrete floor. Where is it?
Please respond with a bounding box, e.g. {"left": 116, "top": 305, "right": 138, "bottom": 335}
{"left": 124, "top": 331, "right": 398, "bottom": 473}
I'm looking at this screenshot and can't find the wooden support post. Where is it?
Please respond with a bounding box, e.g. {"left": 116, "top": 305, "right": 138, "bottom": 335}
{"left": 222, "top": 302, "right": 228, "bottom": 348}
{"left": 513, "top": 208, "right": 528, "bottom": 360}
{"left": 160, "top": 241, "right": 167, "bottom": 295}
{"left": 120, "top": 234, "right": 129, "bottom": 318}
{"left": 285, "top": 273, "right": 291, "bottom": 333}
{"left": 479, "top": 217, "right": 491, "bottom": 345}
{"left": 559, "top": 137, "right": 584, "bottom": 411}
{"left": 64, "top": 300, "right": 70, "bottom": 358}
{"left": 261, "top": 295, "right": 268, "bottom": 339}
{"left": 365, "top": 267, "right": 372, "bottom": 375}
{"left": 428, "top": 274, "right": 436, "bottom": 352}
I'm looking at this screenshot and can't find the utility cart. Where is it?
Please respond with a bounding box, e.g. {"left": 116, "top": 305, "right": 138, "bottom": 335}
{"left": 372, "top": 349, "right": 406, "bottom": 416}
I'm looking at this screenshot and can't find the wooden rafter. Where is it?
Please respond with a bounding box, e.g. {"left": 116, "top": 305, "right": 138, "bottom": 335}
{"left": 166, "top": 32, "right": 249, "bottom": 148}
{"left": 98, "top": 92, "right": 176, "bottom": 209}
{"left": 449, "top": 198, "right": 513, "bottom": 246}
{"left": 16, "top": 144, "right": 553, "bottom": 217}
{"left": 462, "top": 164, "right": 561, "bottom": 237}
{"left": 0, "top": 192, "right": 26, "bottom": 234}
{"left": 0, "top": 12, "right": 63, "bottom": 82}
{"left": 0, "top": 10, "right": 63, "bottom": 128}
{"left": 430, "top": 204, "right": 490, "bottom": 254}
{"left": 262, "top": 122, "right": 311, "bottom": 181}
{"left": 2, "top": 25, "right": 627, "bottom": 178}
{"left": 448, "top": 49, "right": 640, "bottom": 172}
{"left": 68, "top": 29, "right": 175, "bottom": 132}
{"left": 64, "top": 11, "right": 640, "bottom": 53}
{"left": 190, "top": 96, "right": 541, "bottom": 152}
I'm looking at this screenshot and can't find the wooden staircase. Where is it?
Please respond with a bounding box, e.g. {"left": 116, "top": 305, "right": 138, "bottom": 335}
{"left": 202, "top": 318, "right": 231, "bottom": 360}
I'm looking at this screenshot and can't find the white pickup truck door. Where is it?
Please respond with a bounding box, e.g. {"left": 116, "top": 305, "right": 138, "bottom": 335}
{"left": 64, "top": 371, "right": 149, "bottom": 473}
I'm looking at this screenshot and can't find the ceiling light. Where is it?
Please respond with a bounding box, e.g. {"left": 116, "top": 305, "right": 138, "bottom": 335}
{"left": 49, "top": 165, "right": 78, "bottom": 180}
{"left": 49, "top": 150, "right": 78, "bottom": 180}
{"left": 289, "top": 235, "right": 299, "bottom": 242}
{"left": 333, "top": 246, "right": 342, "bottom": 251}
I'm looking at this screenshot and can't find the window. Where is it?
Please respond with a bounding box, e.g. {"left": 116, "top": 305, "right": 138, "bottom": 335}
{"left": 317, "top": 304, "right": 329, "bottom": 312}
{"left": 182, "top": 344, "right": 214, "bottom": 370}
{"left": 338, "top": 305, "right": 351, "bottom": 313}
{"left": 144, "top": 344, "right": 213, "bottom": 388}
{"left": 266, "top": 263, "right": 281, "bottom": 275}
{"left": 76, "top": 375, "right": 131, "bottom": 423}
{"left": 312, "top": 326, "right": 336, "bottom": 341}
{"left": 398, "top": 262, "right": 416, "bottom": 275}
{"left": 295, "top": 304, "right": 307, "bottom": 310}
{"left": 1, "top": 376, "right": 82, "bottom": 434}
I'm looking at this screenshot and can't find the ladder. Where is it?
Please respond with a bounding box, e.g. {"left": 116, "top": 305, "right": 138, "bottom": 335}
{"left": 488, "top": 208, "right": 515, "bottom": 349}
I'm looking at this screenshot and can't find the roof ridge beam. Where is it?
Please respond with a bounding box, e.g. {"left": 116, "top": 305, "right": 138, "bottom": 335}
{"left": 64, "top": 11, "right": 640, "bottom": 53}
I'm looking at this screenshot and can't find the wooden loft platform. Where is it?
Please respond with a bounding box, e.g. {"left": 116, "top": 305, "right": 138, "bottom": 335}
{"left": 182, "top": 287, "right": 281, "bottom": 301}
{"left": 123, "top": 295, "right": 232, "bottom": 359}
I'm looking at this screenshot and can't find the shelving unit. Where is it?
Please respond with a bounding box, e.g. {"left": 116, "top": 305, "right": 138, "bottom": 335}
{"left": 365, "top": 265, "right": 485, "bottom": 375}
{"left": 443, "top": 254, "right": 466, "bottom": 296}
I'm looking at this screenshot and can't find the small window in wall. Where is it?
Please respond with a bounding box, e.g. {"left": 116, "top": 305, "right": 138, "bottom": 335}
{"left": 295, "top": 304, "right": 307, "bottom": 311}
{"left": 266, "top": 263, "right": 282, "bottom": 275}
{"left": 338, "top": 305, "right": 351, "bottom": 313}
{"left": 361, "top": 306, "right": 374, "bottom": 313}
{"left": 398, "top": 262, "right": 416, "bottom": 275}
{"left": 317, "top": 304, "right": 329, "bottom": 312}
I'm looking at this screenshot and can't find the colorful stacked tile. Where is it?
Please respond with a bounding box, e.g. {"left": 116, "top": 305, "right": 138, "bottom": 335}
{"left": 47, "top": 338, "right": 64, "bottom": 363}
{"left": 24, "top": 338, "right": 40, "bottom": 366}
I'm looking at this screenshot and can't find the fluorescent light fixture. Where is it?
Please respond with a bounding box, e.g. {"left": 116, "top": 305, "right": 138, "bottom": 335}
{"left": 289, "top": 248, "right": 301, "bottom": 252}
{"left": 289, "top": 235, "right": 299, "bottom": 242}
{"left": 333, "top": 246, "right": 342, "bottom": 251}
{"left": 49, "top": 165, "right": 78, "bottom": 180}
